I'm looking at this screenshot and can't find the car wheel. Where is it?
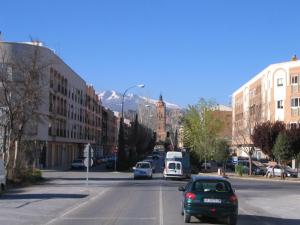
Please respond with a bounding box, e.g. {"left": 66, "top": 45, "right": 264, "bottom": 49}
{"left": 227, "top": 215, "right": 237, "bottom": 225}
{"left": 184, "top": 211, "right": 191, "bottom": 223}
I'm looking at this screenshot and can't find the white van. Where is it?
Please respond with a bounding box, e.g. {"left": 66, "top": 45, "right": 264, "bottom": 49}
{"left": 0, "top": 159, "right": 6, "bottom": 191}
{"left": 164, "top": 160, "right": 183, "bottom": 179}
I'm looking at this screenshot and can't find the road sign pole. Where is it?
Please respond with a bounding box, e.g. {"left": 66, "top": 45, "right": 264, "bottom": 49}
{"left": 114, "top": 150, "right": 117, "bottom": 172}
{"left": 86, "top": 145, "right": 89, "bottom": 186}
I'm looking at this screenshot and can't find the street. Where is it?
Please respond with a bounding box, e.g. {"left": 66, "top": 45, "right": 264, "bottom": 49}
{"left": 1, "top": 163, "right": 300, "bottom": 225}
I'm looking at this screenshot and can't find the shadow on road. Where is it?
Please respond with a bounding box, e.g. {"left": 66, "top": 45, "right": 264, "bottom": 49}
{"left": 0, "top": 193, "right": 88, "bottom": 200}
{"left": 237, "top": 215, "right": 300, "bottom": 225}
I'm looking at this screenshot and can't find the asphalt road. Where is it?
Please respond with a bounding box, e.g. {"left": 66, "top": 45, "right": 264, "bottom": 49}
{"left": 1, "top": 160, "right": 300, "bottom": 225}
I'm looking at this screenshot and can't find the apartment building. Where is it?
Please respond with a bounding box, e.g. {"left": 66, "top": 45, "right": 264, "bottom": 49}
{"left": 232, "top": 56, "right": 300, "bottom": 159}
{"left": 0, "top": 41, "right": 103, "bottom": 169}
{"left": 102, "top": 107, "right": 118, "bottom": 155}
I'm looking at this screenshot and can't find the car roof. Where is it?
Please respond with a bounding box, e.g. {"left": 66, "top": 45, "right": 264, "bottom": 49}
{"left": 191, "top": 175, "right": 229, "bottom": 182}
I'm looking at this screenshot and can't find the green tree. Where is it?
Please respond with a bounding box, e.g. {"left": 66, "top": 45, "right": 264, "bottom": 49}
{"left": 286, "top": 127, "right": 300, "bottom": 174}
{"left": 273, "top": 132, "right": 293, "bottom": 179}
{"left": 213, "top": 139, "right": 230, "bottom": 176}
{"left": 183, "top": 98, "right": 223, "bottom": 168}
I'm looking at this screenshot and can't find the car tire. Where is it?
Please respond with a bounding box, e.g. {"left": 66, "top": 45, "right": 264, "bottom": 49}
{"left": 184, "top": 211, "right": 191, "bottom": 223}
{"left": 227, "top": 215, "right": 237, "bottom": 225}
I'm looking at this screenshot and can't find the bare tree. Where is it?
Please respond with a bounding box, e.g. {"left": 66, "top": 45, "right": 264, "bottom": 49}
{"left": 0, "top": 42, "right": 50, "bottom": 181}
{"left": 232, "top": 104, "right": 261, "bottom": 175}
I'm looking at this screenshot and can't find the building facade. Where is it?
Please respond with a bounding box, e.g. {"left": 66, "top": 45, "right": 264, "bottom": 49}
{"left": 232, "top": 56, "right": 300, "bottom": 159}
{"left": 0, "top": 41, "right": 104, "bottom": 169}
{"left": 156, "top": 94, "right": 167, "bottom": 142}
{"left": 102, "top": 107, "right": 118, "bottom": 155}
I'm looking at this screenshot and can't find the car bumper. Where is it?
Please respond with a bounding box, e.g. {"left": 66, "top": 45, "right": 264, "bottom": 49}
{"left": 184, "top": 204, "right": 238, "bottom": 218}
{"left": 164, "top": 173, "right": 184, "bottom": 178}
{"left": 134, "top": 172, "right": 151, "bottom": 178}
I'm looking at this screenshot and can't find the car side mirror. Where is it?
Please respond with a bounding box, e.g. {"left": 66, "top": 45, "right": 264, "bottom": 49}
{"left": 178, "top": 186, "right": 185, "bottom": 192}
{"left": 132, "top": 167, "right": 136, "bottom": 170}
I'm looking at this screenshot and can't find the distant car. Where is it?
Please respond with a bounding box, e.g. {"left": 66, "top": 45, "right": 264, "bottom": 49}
{"left": 143, "top": 159, "right": 156, "bottom": 172}
{"left": 71, "top": 159, "right": 85, "bottom": 169}
{"left": 266, "top": 165, "right": 297, "bottom": 178}
{"left": 105, "top": 157, "right": 116, "bottom": 169}
{"left": 133, "top": 162, "right": 153, "bottom": 179}
{"left": 179, "top": 176, "right": 238, "bottom": 224}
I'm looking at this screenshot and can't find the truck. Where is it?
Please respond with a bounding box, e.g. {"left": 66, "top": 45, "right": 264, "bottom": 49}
{"left": 163, "top": 149, "right": 191, "bottom": 179}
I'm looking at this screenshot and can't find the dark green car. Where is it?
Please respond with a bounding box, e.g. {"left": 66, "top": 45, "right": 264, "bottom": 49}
{"left": 178, "top": 176, "right": 238, "bottom": 224}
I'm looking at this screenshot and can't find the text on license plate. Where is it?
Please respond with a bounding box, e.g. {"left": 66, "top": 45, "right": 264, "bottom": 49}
{"left": 203, "top": 198, "right": 222, "bottom": 203}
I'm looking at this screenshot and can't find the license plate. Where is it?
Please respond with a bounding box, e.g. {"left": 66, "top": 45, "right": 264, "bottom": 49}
{"left": 203, "top": 198, "right": 222, "bottom": 204}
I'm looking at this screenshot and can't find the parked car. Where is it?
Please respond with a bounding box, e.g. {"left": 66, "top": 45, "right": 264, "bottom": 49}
{"left": 236, "top": 160, "right": 266, "bottom": 175}
{"left": 71, "top": 159, "right": 85, "bottom": 169}
{"left": 179, "top": 176, "right": 238, "bottom": 224}
{"left": 0, "top": 159, "right": 6, "bottom": 192}
{"left": 133, "top": 161, "right": 153, "bottom": 179}
{"left": 266, "top": 165, "right": 298, "bottom": 178}
{"left": 105, "top": 157, "right": 116, "bottom": 170}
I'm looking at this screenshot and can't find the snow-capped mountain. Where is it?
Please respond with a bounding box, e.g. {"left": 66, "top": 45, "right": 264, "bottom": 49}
{"left": 98, "top": 90, "right": 181, "bottom": 112}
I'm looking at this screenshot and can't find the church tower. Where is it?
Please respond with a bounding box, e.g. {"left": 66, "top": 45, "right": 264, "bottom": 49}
{"left": 156, "top": 94, "right": 167, "bottom": 142}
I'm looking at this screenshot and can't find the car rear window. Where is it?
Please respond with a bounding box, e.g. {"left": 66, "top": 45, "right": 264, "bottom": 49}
{"left": 168, "top": 163, "right": 181, "bottom": 169}
{"left": 192, "top": 180, "right": 231, "bottom": 193}
{"left": 137, "top": 163, "right": 150, "bottom": 168}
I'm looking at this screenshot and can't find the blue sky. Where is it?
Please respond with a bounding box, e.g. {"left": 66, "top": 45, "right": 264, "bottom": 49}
{"left": 1, "top": 0, "right": 300, "bottom": 107}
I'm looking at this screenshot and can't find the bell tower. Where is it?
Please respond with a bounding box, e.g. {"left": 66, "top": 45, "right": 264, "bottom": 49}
{"left": 156, "top": 94, "right": 167, "bottom": 142}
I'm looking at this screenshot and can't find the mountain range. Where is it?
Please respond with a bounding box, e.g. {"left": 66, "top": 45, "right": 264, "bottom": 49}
{"left": 98, "top": 90, "right": 181, "bottom": 112}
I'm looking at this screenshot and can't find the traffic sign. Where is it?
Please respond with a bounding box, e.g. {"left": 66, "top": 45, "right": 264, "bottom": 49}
{"left": 84, "top": 158, "right": 94, "bottom": 168}
{"left": 84, "top": 144, "right": 94, "bottom": 157}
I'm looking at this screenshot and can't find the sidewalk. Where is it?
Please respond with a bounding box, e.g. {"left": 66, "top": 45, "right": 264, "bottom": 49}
{"left": 198, "top": 172, "right": 300, "bottom": 183}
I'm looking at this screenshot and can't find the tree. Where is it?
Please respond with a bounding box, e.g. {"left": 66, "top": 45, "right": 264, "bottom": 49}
{"left": 213, "top": 139, "right": 230, "bottom": 176}
{"left": 183, "top": 98, "right": 223, "bottom": 169}
{"left": 286, "top": 127, "right": 300, "bottom": 173}
{"left": 233, "top": 103, "right": 261, "bottom": 175}
{"left": 273, "top": 132, "right": 293, "bottom": 179}
{"left": 117, "top": 118, "right": 127, "bottom": 170}
{"left": 0, "top": 42, "right": 50, "bottom": 181}
{"left": 252, "top": 121, "right": 286, "bottom": 160}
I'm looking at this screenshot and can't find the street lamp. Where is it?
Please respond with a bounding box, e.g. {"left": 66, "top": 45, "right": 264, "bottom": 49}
{"left": 121, "top": 84, "right": 145, "bottom": 119}
{"left": 117, "top": 84, "right": 145, "bottom": 171}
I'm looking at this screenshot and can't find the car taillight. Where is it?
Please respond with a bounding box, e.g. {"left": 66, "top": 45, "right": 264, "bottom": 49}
{"left": 185, "top": 192, "right": 196, "bottom": 200}
{"left": 229, "top": 194, "right": 238, "bottom": 204}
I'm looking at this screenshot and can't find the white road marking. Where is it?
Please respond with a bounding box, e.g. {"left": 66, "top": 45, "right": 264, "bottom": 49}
{"left": 61, "top": 217, "right": 156, "bottom": 221}
{"left": 159, "top": 185, "right": 164, "bottom": 225}
{"left": 44, "top": 188, "right": 108, "bottom": 225}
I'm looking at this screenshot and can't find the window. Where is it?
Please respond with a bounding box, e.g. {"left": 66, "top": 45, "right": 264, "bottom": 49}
{"left": 291, "top": 98, "right": 299, "bottom": 107}
{"left": 277, "top": 100, "right": 283, "bottom": 109}
{"left": 291, "top": 75, "right": 298, "bottom": 85}
{"left": 277, "top": 78, "right": 283, "bottom": 86}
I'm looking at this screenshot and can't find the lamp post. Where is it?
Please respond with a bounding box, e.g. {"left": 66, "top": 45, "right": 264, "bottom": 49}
{"left": 118, "top": 84, "right": 145, "bottom": 171}
{"left": 121, "top": 84, "right": 145, "bottom": 119}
